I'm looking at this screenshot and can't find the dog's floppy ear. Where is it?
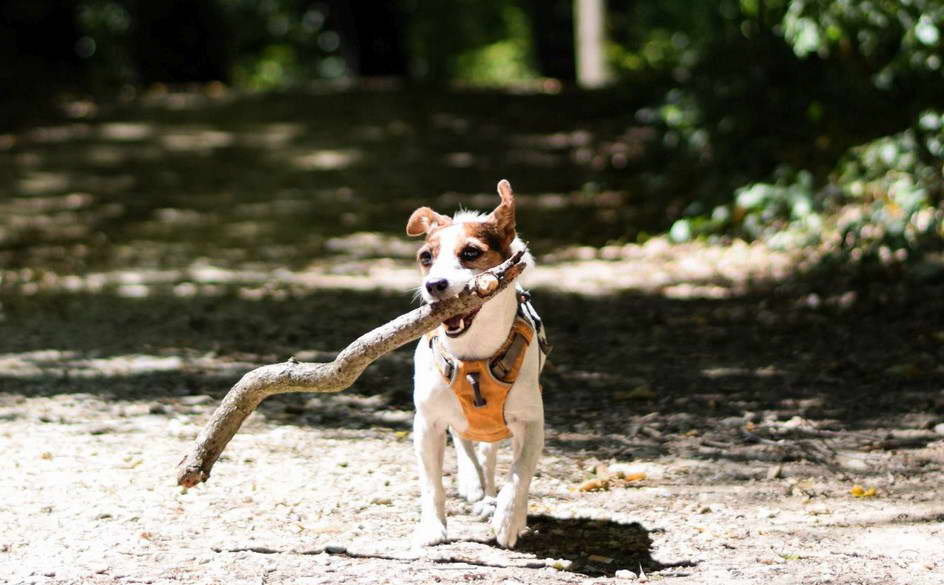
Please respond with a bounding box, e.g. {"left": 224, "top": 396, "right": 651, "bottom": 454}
{"left": 488, "top": 179, "right": 516, "bottom": 243}
{"left": 406, "top": 207, "right": 452, "bottom": 237}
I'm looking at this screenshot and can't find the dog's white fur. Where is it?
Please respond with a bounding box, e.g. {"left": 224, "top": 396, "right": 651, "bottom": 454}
{"left": 411, "top": 211, "right": 544, "bottom": 549}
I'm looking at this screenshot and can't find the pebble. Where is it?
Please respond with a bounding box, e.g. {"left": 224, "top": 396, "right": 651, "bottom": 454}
{"left": 806, "top": 504, "right": 831, "bottom": 516}
{"left": 615, "top": 569, "right": 638, "bottom": 579}
{"left": 933, "top": 423, "right": 944, "bottom": 436}
{"left": 324, "top": 544, "right": 347, "bottom": 555}
{"left": 756, "top": 507, "right": 778, "bottom": 519}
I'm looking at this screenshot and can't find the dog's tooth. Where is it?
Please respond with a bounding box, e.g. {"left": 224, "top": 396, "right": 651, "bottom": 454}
{"left": 458, "top": 318, "right": 465, "bottom": 331}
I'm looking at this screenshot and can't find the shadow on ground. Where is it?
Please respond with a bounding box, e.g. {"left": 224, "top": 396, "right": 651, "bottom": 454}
{"left": 516, "top": 515, "right": 694, "bottom": 577}
{"left": 1, "top": 274, "right": 942, "bottom": 483}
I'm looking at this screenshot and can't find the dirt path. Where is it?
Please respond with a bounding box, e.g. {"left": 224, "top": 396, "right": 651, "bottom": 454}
{"left": 1, "top": 90, "right": 942, "bottom": 584}
{"left": 2, "top": 244, "right": 943, "bottom": 585}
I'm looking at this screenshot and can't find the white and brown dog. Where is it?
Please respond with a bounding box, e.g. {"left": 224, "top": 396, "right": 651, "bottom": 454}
{"left": 406, "top": 179, "right": 547, "bottom": 549}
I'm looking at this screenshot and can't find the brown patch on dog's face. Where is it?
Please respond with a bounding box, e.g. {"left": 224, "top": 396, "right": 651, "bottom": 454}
{"left": 415, "top": 231, "right": 441, "bottom": 275}
{"left": 456, "top": 222, "right": 512, "bottom": 271}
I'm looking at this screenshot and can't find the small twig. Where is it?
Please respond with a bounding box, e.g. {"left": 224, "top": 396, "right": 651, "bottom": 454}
{"left": 213, "top": 544, "right": 554, "bottom": 570}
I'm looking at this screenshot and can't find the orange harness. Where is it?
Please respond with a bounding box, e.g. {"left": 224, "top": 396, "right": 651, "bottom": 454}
{"left": 426, "top": 317, "right": 536, "bottom": 442}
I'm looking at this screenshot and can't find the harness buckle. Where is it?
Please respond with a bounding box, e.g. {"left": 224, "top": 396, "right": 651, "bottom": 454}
{"left": 466, "top": 372, "right": 486, "bottom": 407}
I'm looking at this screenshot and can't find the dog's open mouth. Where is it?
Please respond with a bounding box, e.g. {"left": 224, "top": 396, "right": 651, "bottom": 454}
{"left": 443, "top": 307, "right": 481, "bottom": 337}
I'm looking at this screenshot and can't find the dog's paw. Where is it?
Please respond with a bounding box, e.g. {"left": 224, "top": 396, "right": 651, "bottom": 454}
{"left": 457, "top": 478, "right": 485, "bottom": 504}
{"left": 412, "top": 519, "right": 448, "bottom": 548}
{"left": 491, "top": 487, "right": 525, "bottom": 549}
{"left": 455, "top": 458, "right": 486, "bottom": 503}
{"left": 472, "top": 495, "right": 497, "bottom": 520}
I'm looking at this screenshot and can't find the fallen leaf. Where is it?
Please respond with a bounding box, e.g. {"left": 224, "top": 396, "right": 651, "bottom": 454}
{"left": 577, "top": 478, "right": 610, "bottom": 492}
{"left": 620, "top": 472, "right": 647, "bottom": 482}
{"left": 806, "top": 503, "right": 831, "bottom": 515}
{"left": 849, "top": 485, "right": 877, "bottom": 498}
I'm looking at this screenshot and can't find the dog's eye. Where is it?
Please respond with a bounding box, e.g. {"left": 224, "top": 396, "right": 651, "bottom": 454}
{"left": 460, "top": 246, "right": 482, "bottom": 261}
{"left": 418, "top": 250, "right": 432, "bottom": 267}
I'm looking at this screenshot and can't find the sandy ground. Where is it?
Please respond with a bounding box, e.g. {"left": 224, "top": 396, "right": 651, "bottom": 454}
{"left": 2, "top": 245, "right": 943, "bottom": 585}
{"left": 2, "top": 386, "right": 942, "bottom": 585}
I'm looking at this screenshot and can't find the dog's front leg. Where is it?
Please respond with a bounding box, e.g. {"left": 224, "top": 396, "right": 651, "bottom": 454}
{"left": 492, "top": 419, "right": 544, "bottom": 548}
{"left": 413, "top": 412, "right": 448, "bottom": 547}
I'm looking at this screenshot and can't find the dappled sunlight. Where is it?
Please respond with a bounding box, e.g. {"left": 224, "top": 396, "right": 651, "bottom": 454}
{"left": 324, "top": 232, "right": 417, "bottom": 259}
{"left": 512, "top": 129, "right": 595, "bottom": 150}
{"left": 444, "top": 151, "right": 476, "bottom": 168}
{"left": 17, "top": 171, "right": 71, "bottom": 194}
{"left": 0, "top": 350, "right": 247, "bottom": 379}
{"left": 0, "top": 231, "right": 812, "bottom": 299}
{"left": 530, "top": 237, "right": 806, "bottom": 297}
{"left": 84, "top": 144, "right": 130, "bottom": 166}
{"left": 0, "top": 192, "right": 94, "bottom": 214}
{"left": 238, "top": 122, "right": 304, "bottom": 148}
{"left": 0, "top": 89, "right": 686, "bottom": 279}
{"left": 25, "top": 123, "right": 93, "bottom": 144}
{"left": 0, "top": 191, "right": 121, "bottom": 246}
{"left": 98, "top": 122, "right": 156, "bottom": 142}
{"left": 159, "top": 127, "right": 235, "bottom": 152}
{"left": 702, "top": 366, "right": 784, "bottom": 378}
{"left": 289, "top": 148, "right": 362, "bottom": 170}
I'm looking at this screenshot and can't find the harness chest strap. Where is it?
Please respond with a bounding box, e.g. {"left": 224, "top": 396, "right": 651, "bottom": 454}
{"left": 426, "top": 317, "right": 535, "bottom": 442}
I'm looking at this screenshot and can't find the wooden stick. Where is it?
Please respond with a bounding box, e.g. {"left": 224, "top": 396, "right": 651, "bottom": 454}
{"left": 176, "top": 251, "right": 526, "bottom": 487}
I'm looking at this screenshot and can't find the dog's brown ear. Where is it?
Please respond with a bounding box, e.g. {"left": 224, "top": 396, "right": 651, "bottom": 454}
{"left": 488, "top": 179, "right": 516, "bottom": 243}
{"left": 406, "top": 207, "right": 452, "bottom": 237}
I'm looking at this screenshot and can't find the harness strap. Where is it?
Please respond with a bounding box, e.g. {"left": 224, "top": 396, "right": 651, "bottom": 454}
{"left": 518, "top": 287, "right": 552, "bottom": 360}
{"left": 424, "top": 291, "right": 549, "bottom": 443}
{"left": 428, "top": 316, "right": 534, "bottom": 386}
{"left": 426, "top": 316, "right": 535, "bottom": 442}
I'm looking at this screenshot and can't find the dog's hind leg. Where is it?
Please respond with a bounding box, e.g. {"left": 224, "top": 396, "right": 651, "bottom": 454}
{"left": 451, "top": 428, "right": 487, "bottom": 503}
{"left": 413, "top": 413, "right": 449, "bottom": 547}
{"left": 471, "top": 440, "right": 499, "bottom": 519}
{"left": 491, "top": 419, "right": 544, "bottom": 549}
{"left": 478, "top": 440, "right": 498, "bottom": 498}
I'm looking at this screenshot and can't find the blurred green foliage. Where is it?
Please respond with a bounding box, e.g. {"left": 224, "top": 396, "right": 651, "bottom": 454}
{"left": 783, "top": 0, "right": 944, "bottom": 88}
{"left": 8, "top": 0, "right": 944, "bottom": 260}
{"left": 222, "top": 0, "right": 338, "bottom": 89}
{"left": 406, "top": 0, "right": 537, "bottom": 83}
{"left": 624, "top": 0, "right": 944, "bottom": 260}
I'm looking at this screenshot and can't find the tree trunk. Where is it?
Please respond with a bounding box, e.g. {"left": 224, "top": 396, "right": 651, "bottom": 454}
{"left": 574, "top": 0, "right": 611, "bottom": 88}
{"left": 176, "top": 251, "right": 527, "bottom": 487}
{"left": 330, "top": 0, "right": 409, "bottom": 79}
{"left": 525, "top": 0, "right": 576, "bottom": 82}
{"left": 131, "top": 0, "right": 231, "bottom": 84}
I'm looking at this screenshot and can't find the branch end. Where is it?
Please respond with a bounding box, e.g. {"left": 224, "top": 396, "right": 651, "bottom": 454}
{"left": 177, "top": 462, "right": 209, "bottom": 487}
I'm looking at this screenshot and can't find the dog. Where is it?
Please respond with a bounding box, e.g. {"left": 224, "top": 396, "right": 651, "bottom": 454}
{"left": 405, "top": 179, "right": 548, "bottom": 549}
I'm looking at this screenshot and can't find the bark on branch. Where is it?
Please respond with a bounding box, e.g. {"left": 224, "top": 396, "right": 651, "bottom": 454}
{"left": 176, "top": 251, "right": 527, "bottom": 488}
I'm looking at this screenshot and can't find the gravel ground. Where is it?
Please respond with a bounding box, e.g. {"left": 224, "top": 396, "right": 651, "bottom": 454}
{"left": 2, "top": 244, "right": 943, "bottom": 585}
{"left": 1, "top": 91, "right": 943, "bottom": 584}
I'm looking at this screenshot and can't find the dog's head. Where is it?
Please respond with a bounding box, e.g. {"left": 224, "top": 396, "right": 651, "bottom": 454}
{"left": 406, "top": 179, "right": 526, "bottom": 336}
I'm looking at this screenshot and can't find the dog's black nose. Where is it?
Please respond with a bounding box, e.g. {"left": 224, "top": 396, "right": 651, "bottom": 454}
{"left": 425, "top": 278, "right": 449, "bottom": 295}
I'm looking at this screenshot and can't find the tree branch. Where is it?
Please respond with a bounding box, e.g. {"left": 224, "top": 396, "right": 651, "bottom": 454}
{"left": 176, "top": 251, "right": 526, "bottom": 487}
